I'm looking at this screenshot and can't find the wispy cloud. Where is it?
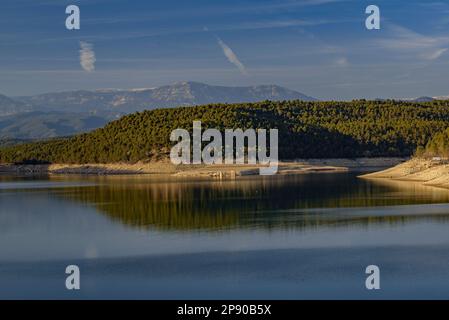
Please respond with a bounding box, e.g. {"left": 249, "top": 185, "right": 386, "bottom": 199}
{"left": 209, "top": 18, "right": 343, "bottom": 32}
{"left": 335, "top": 57, "right": 349, "bottom": 67}
{"left": 376, "top": 24, "right": 449, "bottom": 61}
{"left": 216, "top": 37, "right": 248, "bottom": 75}
{"left": 79, "top": 41, "right": 96, "bottom": 72}
{"left": 425, "top": 48, "right": 448, "bottom": 60}
{"left": 79, "top": 0, "right": 350, "bottom": 26}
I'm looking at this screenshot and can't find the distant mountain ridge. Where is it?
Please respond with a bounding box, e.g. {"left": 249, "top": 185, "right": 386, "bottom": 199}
{"left": 13, "top": 81, "right": 317, "bottom": 115}
{"left": 0, "top": 81, "right": 316, "bottom": 139}
{"left": 4, "top": 81, "right": 449, "bottom": 141}
{"left": 0, "top": 111, "right": 111, "bottom": 140}
{"left": 400, "top": 96, "right": 449, "bottom": 102}
{"left": 0, "top": 94, "right": 32, "bottom": 116}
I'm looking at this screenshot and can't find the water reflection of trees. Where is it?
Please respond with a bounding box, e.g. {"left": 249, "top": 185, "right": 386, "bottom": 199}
{"left": 58, "top": 174, "right": 449, "bottom": 231}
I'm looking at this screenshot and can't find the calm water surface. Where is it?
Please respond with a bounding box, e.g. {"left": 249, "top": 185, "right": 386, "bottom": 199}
{"left": 1, "top": 172, "right": 449, "bottom": 299}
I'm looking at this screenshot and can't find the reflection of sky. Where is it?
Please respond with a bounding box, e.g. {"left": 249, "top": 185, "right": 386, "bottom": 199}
{"left": 2, "top": 0, "right": 449, "bottom": 99}
{"left": 3, "top": 179, "right": 449, "bottom": 262}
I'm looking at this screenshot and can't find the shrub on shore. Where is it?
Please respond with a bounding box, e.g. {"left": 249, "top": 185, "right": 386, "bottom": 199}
{"left": 415, "top": 127, "right": 449, "bottom": 159}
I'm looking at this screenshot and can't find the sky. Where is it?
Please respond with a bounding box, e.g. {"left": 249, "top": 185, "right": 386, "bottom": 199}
{"left": 1, "top": 0, "right": 449, "bottom": 100}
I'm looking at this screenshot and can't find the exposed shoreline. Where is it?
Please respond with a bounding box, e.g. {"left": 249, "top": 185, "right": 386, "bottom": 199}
{"left": 360, "top": 158, "right": 449, "bottom": 189}
{"left": 0, "top": 157, "right": 406, "bottom": 177}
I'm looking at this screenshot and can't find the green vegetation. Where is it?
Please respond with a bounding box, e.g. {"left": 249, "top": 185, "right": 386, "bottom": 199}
{"left": 416, "top": 127, "right": 449, "bottom": 158}
{"left": 2, "top": 99, "right": 449, "bottom": 163}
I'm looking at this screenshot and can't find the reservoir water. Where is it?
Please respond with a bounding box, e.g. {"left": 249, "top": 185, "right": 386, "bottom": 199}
{"left": 1, "top": 172, "right": 449, "bottom": 299}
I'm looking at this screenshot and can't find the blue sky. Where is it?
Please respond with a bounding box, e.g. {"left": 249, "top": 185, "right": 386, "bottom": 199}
{"left": 1, "top": 0, "right": 449, "bottom": 100}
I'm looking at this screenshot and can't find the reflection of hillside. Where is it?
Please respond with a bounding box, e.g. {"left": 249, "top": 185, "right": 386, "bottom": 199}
{"left": 58, "top": 174, "right": 449, "bottom": 231}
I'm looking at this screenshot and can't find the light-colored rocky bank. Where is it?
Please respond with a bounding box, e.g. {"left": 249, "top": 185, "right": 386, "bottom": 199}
{"left": 360, "top": 158, "right": 449, "bottom": 188}
{"left": 0, "top": 157, "right": 406, "bottom": 177}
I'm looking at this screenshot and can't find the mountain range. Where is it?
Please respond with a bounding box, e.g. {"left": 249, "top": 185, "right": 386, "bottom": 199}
{"left": 0, "top": 94, "right": 32, "bottom": 116}
{"left": 3, "top": 81, "right": 449, "bottom": 141}
{"left": 0, "top": 82, "right": 315, "bottom": 140}
{"left": 12, "top": 81, "right": 316, "bottom": 115}
{"left": 0, "top": 111, "right": 112, "bottom": 140}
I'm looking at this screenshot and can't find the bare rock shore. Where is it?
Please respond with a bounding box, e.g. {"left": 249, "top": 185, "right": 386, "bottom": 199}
{"left": 0, "top": 157, "right": 406, "bottom": 177}
{"left": 360, "top": 158, "right": 449, "bottom": 188}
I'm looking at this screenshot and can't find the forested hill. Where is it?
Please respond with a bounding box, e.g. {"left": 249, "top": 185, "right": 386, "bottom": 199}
{"left": 2, "top": 99, "right": 449, "bottom": 163}
{"left": 417, "top": 126, "right": 449, "bottom": 158}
